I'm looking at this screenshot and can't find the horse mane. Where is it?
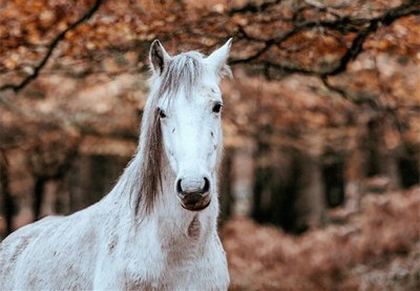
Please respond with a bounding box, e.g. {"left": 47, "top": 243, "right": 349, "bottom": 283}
{"left": 131, "top": 51, "right": 205, "bottom": 216}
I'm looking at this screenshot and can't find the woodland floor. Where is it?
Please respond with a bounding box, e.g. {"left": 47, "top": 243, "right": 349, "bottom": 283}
{"left": 222, "top": 187, "right": 420, "bottom": 291}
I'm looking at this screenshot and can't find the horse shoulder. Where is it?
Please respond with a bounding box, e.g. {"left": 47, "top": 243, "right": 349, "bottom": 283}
{"left": 0, "top": 216, "right": 62, "bottom": 288}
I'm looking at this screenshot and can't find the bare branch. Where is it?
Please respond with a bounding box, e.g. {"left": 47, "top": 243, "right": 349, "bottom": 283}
{"left": 231, "top": 0, "right": 420, "bottom": 77}
{"left": 228, "top": 0, "right": 282, "bottom": 16}
{"left": 0, "top": 0, "right": 105, "bottom": 93}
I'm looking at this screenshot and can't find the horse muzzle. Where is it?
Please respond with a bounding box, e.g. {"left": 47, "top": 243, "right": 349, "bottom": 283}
{"left": 176, "top": 177, "right": 211, "bottom": 211}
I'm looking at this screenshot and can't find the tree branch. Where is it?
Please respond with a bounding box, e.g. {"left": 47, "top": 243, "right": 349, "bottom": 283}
{"left": 231, "top": 0, "right": 420, "bottom": 77}
{"left": 0, "top": 0, "right": 105, "bottom": 93}
{"left": 228, "top": 0, "right": 282, "bottom": 16}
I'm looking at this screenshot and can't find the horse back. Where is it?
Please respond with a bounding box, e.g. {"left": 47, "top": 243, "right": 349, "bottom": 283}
{"left": 0, "top": 210, "right": 100, "bottom": 290}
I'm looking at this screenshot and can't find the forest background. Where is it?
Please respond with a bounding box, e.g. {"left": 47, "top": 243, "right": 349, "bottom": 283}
{"left": 0, "top": 0, "right": 419, "bottom": 290}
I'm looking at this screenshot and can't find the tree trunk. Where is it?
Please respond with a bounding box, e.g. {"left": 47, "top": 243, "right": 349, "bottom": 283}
{"left": 294, "top": 153, "right": 325, "bottom": 232}
{"left": 344, "top": 139, "right": 368, "bottom": 213}
{"left": 323, "top": 158, "right": 345, "bottom": 208}
{"left": 367, "top": 118, "right": 401, "bottom": 189}
{"left": 232, "top": 140, "right": 255, "bottom": 217}
{"left": 398, "top": 146, "right": 420, "bottom": 188}
{"left": 219, "top": 148, "right": 234, "bottom": 223}
{"left": 33, "top": 176, "right": 46, "bottom": 221}
{"left": 0, "top": 150, "right": 15, "bottom": 236}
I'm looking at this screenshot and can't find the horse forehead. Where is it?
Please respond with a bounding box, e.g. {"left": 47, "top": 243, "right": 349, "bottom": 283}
{"left": 195, "top": 84, "right": 219, "bottom": 99}
{"left": 172, "top": 95, "right": 203, "bottom": 112}
{"left": 173, "top": 84, "right": 218, "bottom": 106}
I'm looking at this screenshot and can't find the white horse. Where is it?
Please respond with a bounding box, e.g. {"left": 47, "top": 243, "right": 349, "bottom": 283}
{"left": 0, "top": 39, "right": 232, "bottom": 290}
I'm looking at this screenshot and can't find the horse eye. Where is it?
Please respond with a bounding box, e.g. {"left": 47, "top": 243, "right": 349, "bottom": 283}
{"left": 159, "top": 109, "right": 167, "bottom": 119}
{"left": 212, "top": 103, "right": 223, "bottom": 113}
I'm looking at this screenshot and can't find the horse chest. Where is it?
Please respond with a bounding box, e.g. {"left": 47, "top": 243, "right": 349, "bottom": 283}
{"left": 121, "top": 231, "right": 214, "bottom": 290}
{"left": 123, "top": 248, "right": 209, "bottom": 291}
{"left": 125, "top": 253, "right": 214, "bottom": 291}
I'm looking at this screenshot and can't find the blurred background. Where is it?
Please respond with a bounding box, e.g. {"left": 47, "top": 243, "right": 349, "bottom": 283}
{"left": 0, "top": 0, "right": 419, "bottom": 290}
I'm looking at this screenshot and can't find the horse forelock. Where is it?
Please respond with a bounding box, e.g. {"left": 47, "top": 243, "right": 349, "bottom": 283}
{"left": 158, "top": 51, "right": 204, "bottom": 99}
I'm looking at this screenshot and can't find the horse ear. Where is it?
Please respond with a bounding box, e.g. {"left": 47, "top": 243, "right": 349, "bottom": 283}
{"left": 149, "top": 40, "right": 171, "bottom": 75}
{"left": 206, "top": 38, "right": 233, "bottom": 79}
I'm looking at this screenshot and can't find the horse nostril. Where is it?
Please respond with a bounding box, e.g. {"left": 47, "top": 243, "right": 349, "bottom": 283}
{"left": 176, "top": 177, "right": 210, "bottom": 195}
{"left": 176, "top": 179, "right": 183, "bottom": 194}
{"left": 202, "top": 177, "right": 210, "bottom": 193}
